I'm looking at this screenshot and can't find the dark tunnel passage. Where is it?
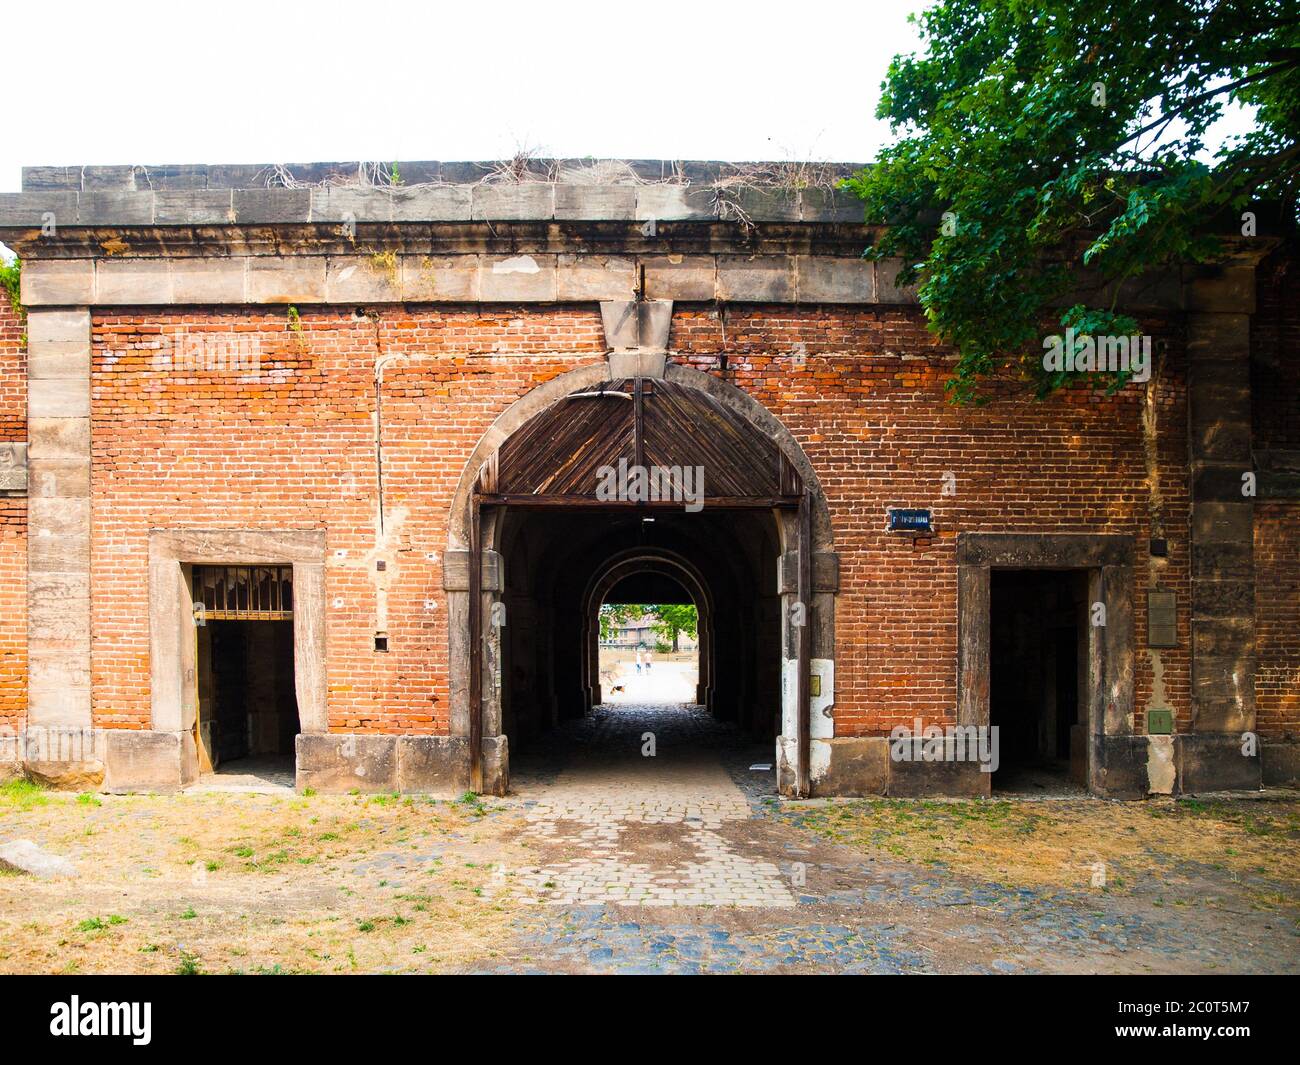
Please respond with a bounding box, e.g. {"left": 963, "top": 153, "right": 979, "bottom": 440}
{"left": 494, "top": 506, "right": 783, "bottom": 757}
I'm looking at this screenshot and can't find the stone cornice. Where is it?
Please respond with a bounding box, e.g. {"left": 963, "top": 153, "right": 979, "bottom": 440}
{"left": 0, "top": 184, "right": 866, "bottom": 239}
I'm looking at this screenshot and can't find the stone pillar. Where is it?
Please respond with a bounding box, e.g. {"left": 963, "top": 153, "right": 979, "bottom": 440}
{"left": 1181, "top": 265, "right": 1261, "bottom": 791}
{"left": 25, "top": 307, "right": 100, "bottom": 786}
{"left": 441, "top": 545, "right": 507, "bottom": 794}
{"left": 775, "top": 547, "right": 839, "bottom": 796}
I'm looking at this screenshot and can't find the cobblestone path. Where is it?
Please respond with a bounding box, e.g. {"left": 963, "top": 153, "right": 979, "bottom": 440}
{"left": 482, "top": 704, "right": 1300, "bottom": 975}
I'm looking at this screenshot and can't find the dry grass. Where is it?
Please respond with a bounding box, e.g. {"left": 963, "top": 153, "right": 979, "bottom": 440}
{"left": 791, "top": 796, "right": 1300, "bottom": 903}
{"left": 0, "top": 783, "right": 529, "bottom": 974}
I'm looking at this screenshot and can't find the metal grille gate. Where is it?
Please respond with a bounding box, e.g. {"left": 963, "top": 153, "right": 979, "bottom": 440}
{"left": 192, "top": 565, "right": 294, "bottom": 621}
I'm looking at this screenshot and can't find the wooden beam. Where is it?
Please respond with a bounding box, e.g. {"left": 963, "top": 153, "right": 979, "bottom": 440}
{"left": 476, "top": 494, "right": 802, "bottom": 509}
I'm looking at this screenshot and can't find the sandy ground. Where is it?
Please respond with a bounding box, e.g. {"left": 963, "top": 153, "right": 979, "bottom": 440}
{"left": 3, "top": 705, "right": 1298, "bottom": 974}
{"left": 599, "top": 651, "right": 698, "bottom": 705}
{"left": 0, "top": 781, "right": 527, "bottom": 974}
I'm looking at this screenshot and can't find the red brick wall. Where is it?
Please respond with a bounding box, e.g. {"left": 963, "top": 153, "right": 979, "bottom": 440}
{"left": 90, "top": 306, "right": 605, "bottom": 732}
{"left": 1255, "top": 503, "right": 1299, "bottom": 741}
{"left": 671, "top": 306, "right": 1191, "bottom": 734}
{"left": 0, "top": 294, "right": 26, "bottom": 727}
{"left": 91, "top": 302, "right": 1191, "bottom": 740}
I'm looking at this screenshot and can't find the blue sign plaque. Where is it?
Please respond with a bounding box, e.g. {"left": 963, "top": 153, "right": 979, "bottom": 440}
{"left": 887, "top": 508, "right": 933, "bottom": 533}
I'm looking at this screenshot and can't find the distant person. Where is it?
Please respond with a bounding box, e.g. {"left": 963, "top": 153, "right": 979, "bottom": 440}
{"left": 645, "top": 650, "right": 652, "bottom": 672}
{"left": 635, "top": 650, "right": 642, "bottom": 674}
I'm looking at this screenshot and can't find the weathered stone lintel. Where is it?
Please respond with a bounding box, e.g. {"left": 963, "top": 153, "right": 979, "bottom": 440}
{"left": 16, "top": 253, "right": 915, "bottom": 307}
{"left": 956, "top": 532, "right": 1135, "bottom": 568}
{"left": 608, "top": 351, "right": 668, "bottom": 379}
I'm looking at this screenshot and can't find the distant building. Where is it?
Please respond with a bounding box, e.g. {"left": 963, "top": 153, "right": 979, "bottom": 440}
{"left": 602, "top": 614, "right": 698, "bottom": 651}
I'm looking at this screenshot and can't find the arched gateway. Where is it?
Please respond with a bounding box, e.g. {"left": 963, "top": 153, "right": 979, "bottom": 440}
{"left": 445, "top": 362, "right": 837, "bottom": 798}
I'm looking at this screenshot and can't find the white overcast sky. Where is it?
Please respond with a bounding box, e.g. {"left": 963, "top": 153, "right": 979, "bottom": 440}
{"left": 0, "top": 0, "right": 920, "bottom": 192}
{"left": 0, "top": 0, "right": 1257, "bottom": 197}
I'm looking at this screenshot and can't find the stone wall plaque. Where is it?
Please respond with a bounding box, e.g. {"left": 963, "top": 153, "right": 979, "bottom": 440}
{"left": 0, "top": 443, "right": 28, "bottom": 492}
{"left": 1148, "top": 590, "right": 1178, "bottom": 648}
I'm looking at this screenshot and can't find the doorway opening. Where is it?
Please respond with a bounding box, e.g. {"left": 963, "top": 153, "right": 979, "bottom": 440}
{"left": 989, "top": 569, "right": 1089, "bottom": 794}
{"left": 599, "top": 587, "right": 700, "bottom": 708}
{"left": 193, "top": 565, "right": 300, "bottom": 784}
{"left": 494, "top": 506, "right": 782, "bottom": 785}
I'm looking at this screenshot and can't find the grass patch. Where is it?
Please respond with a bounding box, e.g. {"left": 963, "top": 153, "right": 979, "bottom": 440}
{"left": 76, "top": 915, "right": 126, "bottom": 933}
{"left": 789, "top": 796, "right": 1300, "bottom": 900}
{"left": 0, "top": 778, "right": 48, "bottom": 810}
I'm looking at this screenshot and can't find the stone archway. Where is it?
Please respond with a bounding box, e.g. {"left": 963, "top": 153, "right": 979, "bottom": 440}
{"left": 580, "top": 548, "right": 716, "bottom": 712}
{"left": 445, "top": 362, "right": 838, "bottom": 797}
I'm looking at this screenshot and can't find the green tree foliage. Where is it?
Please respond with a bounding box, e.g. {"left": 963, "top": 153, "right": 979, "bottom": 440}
{"left": 650, "top": 603, "right": 698, "bottom": 652}
{"left": 845, "top": 0, "right": 1298, "bottom": 403}
{"left": 0, "top": 256, "right": 20, "bottom": 315}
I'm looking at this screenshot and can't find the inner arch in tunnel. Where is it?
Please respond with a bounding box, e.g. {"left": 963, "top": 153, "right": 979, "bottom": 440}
{"left": 580, "top": 547, "right": 715, "bottom": 712}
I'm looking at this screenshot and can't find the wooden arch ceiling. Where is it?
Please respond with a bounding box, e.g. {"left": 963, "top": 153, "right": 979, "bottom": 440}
{"left": 476, "top": 379, "right": 804, "bottom": 507}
